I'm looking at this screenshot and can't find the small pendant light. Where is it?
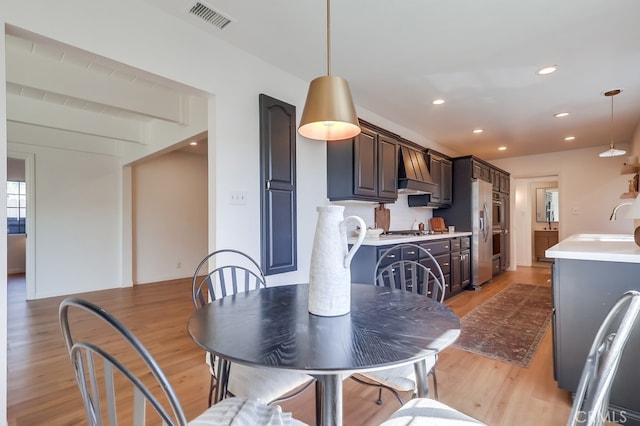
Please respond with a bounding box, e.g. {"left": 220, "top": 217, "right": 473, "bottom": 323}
{"left": 298, "top": 0, "right": 360, "bottom": 141}
{"left": 599, "top": 89, "right": 626, "bottom": 158}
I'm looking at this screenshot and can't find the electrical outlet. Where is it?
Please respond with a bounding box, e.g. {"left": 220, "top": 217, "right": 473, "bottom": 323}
{"left": 572, "top": 207, "right": 581, "bottom": 215}
{"left": 230, "top": 191, "right": 247, "bottom": 205}
{"left": 177, "top": 261, "right": 182, "bottom": 269}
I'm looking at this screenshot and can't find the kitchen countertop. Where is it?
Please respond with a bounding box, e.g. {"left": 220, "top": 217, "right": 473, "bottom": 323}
{"left": 348, "top": 231, "right": 472, "bottom": 246}
{"left": 545, "top": 233, "right": 640, "bottom": 263}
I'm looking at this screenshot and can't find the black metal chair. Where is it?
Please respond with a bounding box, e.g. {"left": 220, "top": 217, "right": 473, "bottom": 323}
{"left": 192, "top": 249, "right": 318, "bottom": 419}
{"left": 59, "top": 297, "right": 301, "bottom": 425}
{"left": 352, "top": 243, "right": 446, "bottom": 406}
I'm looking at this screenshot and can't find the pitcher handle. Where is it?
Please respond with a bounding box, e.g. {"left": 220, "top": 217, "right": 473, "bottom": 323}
{"left": 343, "top": 215, "right": 366, "bottom": 268}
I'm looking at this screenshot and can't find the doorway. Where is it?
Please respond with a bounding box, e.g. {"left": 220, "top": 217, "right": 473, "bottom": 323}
{"left": 512, "top": 175, "right": 559, "bottom": 267}
{"left": 6, "top": 153, "right": 35, "bottom": 299}
{"left": 532, "top": 182, "right": 559, "bottom": 266}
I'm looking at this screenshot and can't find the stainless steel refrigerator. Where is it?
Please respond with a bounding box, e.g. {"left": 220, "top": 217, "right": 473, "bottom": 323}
{"left": 471, "top": 179, "right": 493, "bottom": 286}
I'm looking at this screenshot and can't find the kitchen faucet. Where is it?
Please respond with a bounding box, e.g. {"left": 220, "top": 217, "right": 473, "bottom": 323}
{"left": 609, "top": 202, "right": 633, "bottom": 220}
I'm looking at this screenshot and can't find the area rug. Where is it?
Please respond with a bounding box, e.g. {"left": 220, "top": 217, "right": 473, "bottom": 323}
{"left": 452, "top": 283, "right": 553, "bottom": 368}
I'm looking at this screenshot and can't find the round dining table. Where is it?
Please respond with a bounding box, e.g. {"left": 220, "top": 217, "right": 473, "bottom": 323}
{"left": 187, "top": 283, "right": 460, "bottom": 426}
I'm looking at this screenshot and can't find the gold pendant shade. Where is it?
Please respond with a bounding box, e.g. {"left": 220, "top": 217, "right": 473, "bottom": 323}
{"left": 298, "top": 0, "right": 360, "bottom": 141}
{"left": 298, "top": 75, "right": 360, "bottom": 141}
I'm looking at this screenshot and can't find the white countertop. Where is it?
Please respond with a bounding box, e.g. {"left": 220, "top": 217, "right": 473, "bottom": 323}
{"left": 348, "top": 231, "right": 472, "bottom": 246}
{"left": 545, "top": 233, "right": 640, "bottom": 263}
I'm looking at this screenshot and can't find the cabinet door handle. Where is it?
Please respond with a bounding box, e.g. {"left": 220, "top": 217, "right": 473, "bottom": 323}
{"left": 443, "top": 262, "right": 449, "bottom": 267}
{"left": 408, "top": 251, "right": 416, "bottom": 255}
{"left": 266, "top": 180, "right": 271, "bottom": 190}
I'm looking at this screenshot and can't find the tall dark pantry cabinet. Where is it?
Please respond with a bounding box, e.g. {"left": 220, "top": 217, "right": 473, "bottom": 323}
{"left": 435, "top": 156, "right": 510, "bottom": 283}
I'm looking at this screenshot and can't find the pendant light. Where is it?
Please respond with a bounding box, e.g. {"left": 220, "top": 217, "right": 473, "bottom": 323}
{"left": 298, "top": 0, "right": 360, "bottom": 141}
{"left": 599, "top": 89, "right": 626, "bottom": 158}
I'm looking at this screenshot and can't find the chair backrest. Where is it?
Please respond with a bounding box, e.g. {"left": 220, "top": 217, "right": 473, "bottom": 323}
{"left": 567, "top": 290, "right": 640, "bottom": 426}
{"left": 192, "top": 249, "right": 266, "bottom": 309}
{"left": 59, "top": 298, "right": 188, "bottom": 426}
{"left": 375, "top": 243, "right": 446, "bottom": 302}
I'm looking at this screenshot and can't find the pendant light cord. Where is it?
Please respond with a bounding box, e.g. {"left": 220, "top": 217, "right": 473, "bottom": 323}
{"left": 610, "top": 94, "right": 614, "bottom": 149}
{"left": 326, "top": 0, "right": 331, "bottom": 76}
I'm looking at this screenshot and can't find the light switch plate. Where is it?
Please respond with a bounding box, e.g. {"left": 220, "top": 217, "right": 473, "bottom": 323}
{"left": 230, "top": 191, "right": 247, "bottom": 205}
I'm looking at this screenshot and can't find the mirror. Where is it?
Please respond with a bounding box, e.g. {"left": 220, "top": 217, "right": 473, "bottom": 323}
{"left": 536, "top": 187, "right": 559, "bottom": 223}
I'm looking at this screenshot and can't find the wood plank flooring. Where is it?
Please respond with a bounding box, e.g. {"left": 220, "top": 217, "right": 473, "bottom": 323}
{"left": 6, "top": 266, "right": 573, "bottom": 425}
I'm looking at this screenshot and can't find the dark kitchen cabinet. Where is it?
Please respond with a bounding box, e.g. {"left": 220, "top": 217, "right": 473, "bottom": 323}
{"left": 349, "top": 236, "right": 466, "bottom": 301}
{"left": 450, "top": 237, "right": 471, "bottom": 295}
{"left": 552, "top": 259, "right": 640, "bottom": 423}
{"left": 438, "top": 156, "right": 511, "bottom": 277}
{"left": 327, "top": 124, "right": 398, "bottom": 202}
{"left": 259, "top": 94, "right": 297, "bottom": 275}
{"left": 426, "top": 152, "right": 452, "bottom": 206}
{"left": 407, "top": 151, "right": 452, "bottom": 207}
{"left": 499, "top": 172, "right": 510, "bottom": 194}
{"left": 472, "top": 159, "right": 492, "bottom": 182}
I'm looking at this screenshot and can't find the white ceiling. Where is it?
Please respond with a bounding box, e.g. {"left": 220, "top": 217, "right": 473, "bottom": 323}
{"left": 6, "top": 0, "right": 640, "bottom": 160}
{"left": 5, "top": 30, "right": 208, "bottom": 157}
{"left": 146, "top": 0, "right": 640, "bottom": 159}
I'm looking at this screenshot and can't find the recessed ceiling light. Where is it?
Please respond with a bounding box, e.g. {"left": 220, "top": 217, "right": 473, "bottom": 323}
{"left": 432, "top": 99, "right": 445, "bottom": 105}
{"left": 498, "top": 146, "right": 507, "bottom": 151}
{"left": 190, "top": 141, "right": 198, "bottom": 146}
{"left": 537, "top": 66, "right": 558, "bottom": 75}
{"left": 473, "top": 129, "right": 483, "bottom": 134}
{"left": 564, "top": 136, "right": 575, "bottom": 141}
{"left": 554, "top": 112, "right": 569, "bottom": 118}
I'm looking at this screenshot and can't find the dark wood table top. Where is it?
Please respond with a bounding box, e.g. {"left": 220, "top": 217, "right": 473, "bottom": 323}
{"left": 187, "top": 283, "right": 460, "bottom": 375}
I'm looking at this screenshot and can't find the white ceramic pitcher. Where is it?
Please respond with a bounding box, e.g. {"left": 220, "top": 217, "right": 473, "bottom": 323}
{"left": 308, "top": 205, "right": 366, "bottom": 316}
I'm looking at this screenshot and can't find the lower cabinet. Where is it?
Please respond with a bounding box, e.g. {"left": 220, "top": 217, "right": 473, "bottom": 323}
{"left": 451, "top": 237, "right": 471, "bottom": 293}
{"left": 350, "top": 236, "right": 470, "bottom": 300}
{"left": 552, "top": 258, "right": 640, "bottom": 423}
{"left": 535, "top": 230, "right": 558, "bottom": 261}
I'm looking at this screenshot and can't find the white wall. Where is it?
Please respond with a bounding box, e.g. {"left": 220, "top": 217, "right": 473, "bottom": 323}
{"left": 6, "top": 143, "right": 122, "bottom": 298}
{"left": 492, "top": 144, "right": 633, "bottom": 268}
{"left": 0, "top": 28, "right": 7, "bottom": 426}
{"left": 133, "top": 151, "right": 208, "bottom": 284}
{"left": 338, "top": 194, "right": 435, "bottom": 233}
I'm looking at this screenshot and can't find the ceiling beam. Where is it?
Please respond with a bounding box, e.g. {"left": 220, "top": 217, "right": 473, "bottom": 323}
{"left": 7, "top": 94, "right": 147, "bottom": 144}
{"left": 6, "top": 44, "right": 188, "bottom": 124}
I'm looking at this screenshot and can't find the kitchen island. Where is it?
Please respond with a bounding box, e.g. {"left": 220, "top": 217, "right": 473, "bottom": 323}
{"left": 546, "top": 234, "right": 640, "bottom": 425}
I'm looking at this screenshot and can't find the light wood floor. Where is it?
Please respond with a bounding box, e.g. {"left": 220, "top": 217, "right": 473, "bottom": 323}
{"left": 7, "top": 266, "right": 573, "bottom": 425}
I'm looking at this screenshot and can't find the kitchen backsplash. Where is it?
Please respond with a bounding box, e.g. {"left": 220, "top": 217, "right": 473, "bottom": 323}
{"left": 332, "top": 194, "right": 434, "bottom": 233}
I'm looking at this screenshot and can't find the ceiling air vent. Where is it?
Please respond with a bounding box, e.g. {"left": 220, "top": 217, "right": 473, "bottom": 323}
{"left": 189, "top": 2, "right": 233, "bottom": 30}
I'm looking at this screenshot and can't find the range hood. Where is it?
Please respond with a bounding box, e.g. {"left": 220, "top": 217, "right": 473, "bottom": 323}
{"left": 397, "top": 146, "right": 437, "bottom": 194}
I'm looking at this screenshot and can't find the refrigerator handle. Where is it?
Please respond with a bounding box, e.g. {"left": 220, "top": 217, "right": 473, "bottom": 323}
{"left": 482, "top": 202, "right": 490, "bottom": 242}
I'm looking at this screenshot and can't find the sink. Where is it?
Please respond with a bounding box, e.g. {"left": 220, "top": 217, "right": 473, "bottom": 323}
{"left": 572, "top": 234, "right": 634, "bottom": 242}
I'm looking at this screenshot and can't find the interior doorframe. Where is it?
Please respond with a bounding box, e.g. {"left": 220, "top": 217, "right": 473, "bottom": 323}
{"left": 7, "top": 150, "right": 35, "bottom": 300}
{"left": 512, "top": 174, "right": 559, "bottom": 267}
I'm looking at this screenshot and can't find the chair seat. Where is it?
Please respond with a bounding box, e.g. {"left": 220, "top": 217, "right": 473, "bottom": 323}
{"left": 381, "top": 398, "right": 486, "bottom": 426}
{"left": 226, "top": 363, "right": 314, "bottom": 403}
{"left": 357, "top": 356, "right": 437, "bottom": 393}
{"left": 189, "top": 397, "right": 307, "bottom": 426}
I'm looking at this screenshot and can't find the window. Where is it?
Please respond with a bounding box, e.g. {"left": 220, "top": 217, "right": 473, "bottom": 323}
{"left": 7, "top": 181, "right": 26, "bottom": 234}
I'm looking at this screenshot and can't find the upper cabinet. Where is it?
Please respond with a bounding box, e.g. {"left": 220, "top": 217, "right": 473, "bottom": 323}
{"left": 473, "top": 158, "right": 509, "bottom": 194}
{"left": 327, "top": 123, "right": 398, "bottom": 202}
{"left": 429, "top": 152, "right": 452, "bottom": 206}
